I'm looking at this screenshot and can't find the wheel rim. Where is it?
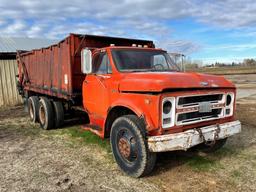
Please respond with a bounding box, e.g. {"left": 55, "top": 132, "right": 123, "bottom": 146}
{"left": 29, "top": 102, "right": 34, "bottom": 119}
{"left": 39, "top": 105, "right": 46, "bottom": 125}
{"left": 117, "top": 128, "right": 138, "bottom": 163}
{"left": 118, "top": 138, "right": 131, "bottom": 159}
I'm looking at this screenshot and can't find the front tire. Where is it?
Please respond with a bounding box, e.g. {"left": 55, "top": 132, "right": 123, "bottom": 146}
{"left": 110, "top": 115, "right": 156, "bottom": 178}
{"left": 38, "top": 97, "right": 54, "bottom": 130}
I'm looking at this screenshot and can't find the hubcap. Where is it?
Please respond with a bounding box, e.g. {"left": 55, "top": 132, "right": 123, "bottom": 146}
{"left": 118, "top": 138, "right": 131, "bottom": 159}
{"left": 117, "top": 129, "right": 138, "bottom": 162}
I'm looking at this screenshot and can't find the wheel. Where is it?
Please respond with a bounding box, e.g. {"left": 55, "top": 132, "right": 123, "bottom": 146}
{"left": 28, "top": 96, "right": 39, "bottom": 123}
{"left": 52, "top": 101, "right": 64, "bottom": 128}
{"left": 38, "top": 97, "right": 54, "bottom": 130}
{"left": 196, "top": 138, "right": 227, "bottom": 153}
{"left": 110, "top": 115, "right": 156, "bottom": 178}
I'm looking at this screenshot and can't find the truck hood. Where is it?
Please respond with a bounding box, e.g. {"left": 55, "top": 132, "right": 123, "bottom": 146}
{"left": 119, "top": 72, "right": 235, "bottom": 92}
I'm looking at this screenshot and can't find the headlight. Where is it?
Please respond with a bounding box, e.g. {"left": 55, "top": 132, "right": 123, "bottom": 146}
{"left": 225, "top": 92, "right": 234, "bottom": 116}
{"left": 163, "top": 100, "right": 172, "bottom": 114}
{"left": 226, "top": 94, "right": 232, "bottom": 106}
{"left": 162, "top": 97, "right": 175, "bottom": 128}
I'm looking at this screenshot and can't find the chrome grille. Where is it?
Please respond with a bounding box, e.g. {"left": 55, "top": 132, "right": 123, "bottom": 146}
{"left": 177, "top": 94, "right": 223, "bottom": 108}
{"left": 176, "top": 93, "right": 225, "bottom": 125}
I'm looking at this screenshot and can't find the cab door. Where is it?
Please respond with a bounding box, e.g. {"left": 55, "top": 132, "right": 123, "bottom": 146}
{"left": 82, "top": 50, "right": 112, "bottom": 117}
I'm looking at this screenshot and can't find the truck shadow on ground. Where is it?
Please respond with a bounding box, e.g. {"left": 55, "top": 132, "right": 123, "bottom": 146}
{"left": 149, "top": 147, "right": 233, "bottom": 177}
{"left": 58, "top": 110, "right": 252, "bottom": 178}
{"left": 149, "top": 126, "right": 251, "bottom": 177}
{"left": 61, "top": 110, "right": 90, "bottom": 129}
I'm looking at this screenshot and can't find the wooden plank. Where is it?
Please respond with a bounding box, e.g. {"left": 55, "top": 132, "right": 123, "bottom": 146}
{"left": 6, "top": 60, "right": 14, "bottom": 105}
{"left": 8, "top": 60, "right": 17, "bottom": 105}
{"left": 1, "top": 60, "right": 8, "bottom": 105}
{"left": 11, "top": 60, "right": 20, "bottom": 104}
{"left": 0, "top": 61, "right": 4, "bottom": 106}
{"left": 0, "top": 59, "right": 22, "bottom": 107}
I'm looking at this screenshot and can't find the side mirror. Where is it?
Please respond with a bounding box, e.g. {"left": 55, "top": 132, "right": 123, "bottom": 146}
{"left": 81, "top": 49, "right": 92, "bottom": 74}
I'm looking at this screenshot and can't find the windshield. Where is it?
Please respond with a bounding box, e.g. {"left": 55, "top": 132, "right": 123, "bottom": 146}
{"left": 111, "top": 49, "right": 180, "bottom": 72}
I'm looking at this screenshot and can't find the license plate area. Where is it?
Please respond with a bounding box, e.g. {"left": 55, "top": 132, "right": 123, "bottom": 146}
{"left": 199, "top": 102, "right": 212, "bottom": 113}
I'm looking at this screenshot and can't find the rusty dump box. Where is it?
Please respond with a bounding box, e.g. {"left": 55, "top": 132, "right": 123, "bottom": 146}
{"left": 17, "top": 34, "right": 154, "bottom": 104}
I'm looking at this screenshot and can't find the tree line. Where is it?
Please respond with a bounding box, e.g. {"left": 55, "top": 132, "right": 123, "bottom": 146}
{"left": 206, "top": 59, "right": 256, "bottom": 67}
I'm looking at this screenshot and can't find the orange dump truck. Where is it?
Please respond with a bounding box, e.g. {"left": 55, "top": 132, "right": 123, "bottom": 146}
{"left": 17, "top": 34, "right": 241, "bottom": 177}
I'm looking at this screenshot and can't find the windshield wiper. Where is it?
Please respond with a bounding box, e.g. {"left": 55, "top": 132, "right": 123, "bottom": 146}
{"left": 121, "top": 69, "right": 179, "bottom": 73}
{"left": 148, "top": 69, "right": 178, "bottom": 72}
{"left": 121, "top": 69, "right": 149, "bottom": 72}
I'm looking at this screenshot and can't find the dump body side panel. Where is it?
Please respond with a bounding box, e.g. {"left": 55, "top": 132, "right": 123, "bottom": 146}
{"left": 18, "top": 37, "right": 73, "bottom": 100}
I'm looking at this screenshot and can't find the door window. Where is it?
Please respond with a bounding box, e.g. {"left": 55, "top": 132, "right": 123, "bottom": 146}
{"left": 93, "top": 52, "right": 112, "bottom": 74}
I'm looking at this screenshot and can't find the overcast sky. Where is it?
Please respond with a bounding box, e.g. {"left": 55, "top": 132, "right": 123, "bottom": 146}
{"left": 0, "top": 0, "right": 255, "bottom": 64}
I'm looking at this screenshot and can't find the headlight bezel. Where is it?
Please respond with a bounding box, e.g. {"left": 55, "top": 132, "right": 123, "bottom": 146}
{"left": 225, "top": 92, "right": 235, "bottom": 117}
{"left": 162, "top": 97, "right": 175, "bottom": 128}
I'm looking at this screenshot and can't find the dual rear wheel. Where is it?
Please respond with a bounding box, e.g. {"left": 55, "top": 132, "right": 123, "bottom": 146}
{"left": 28, "top": 96, "right": 64, "bottom": 129}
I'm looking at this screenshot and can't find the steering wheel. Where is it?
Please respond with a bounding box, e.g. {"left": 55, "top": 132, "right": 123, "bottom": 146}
{"left": 153, "top": 63, "right": 164, "bottom": 70}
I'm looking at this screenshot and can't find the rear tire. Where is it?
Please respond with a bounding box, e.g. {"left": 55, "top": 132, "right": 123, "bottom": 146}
{"left": 110, "top": 115, "right": 156, "bottom": 178}
{"left": 38, "top": 97, "right": 54, "bottom": 130}
{"left": 53, "top": 101, "right": 64, "bottom": 128}
{"left": 28, "top": 96, "right": 39, "bottom": 123}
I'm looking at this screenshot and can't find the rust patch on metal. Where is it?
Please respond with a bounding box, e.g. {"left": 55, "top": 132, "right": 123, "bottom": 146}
{"left": 118, "top": 138, "right": 131, "bottom": 159}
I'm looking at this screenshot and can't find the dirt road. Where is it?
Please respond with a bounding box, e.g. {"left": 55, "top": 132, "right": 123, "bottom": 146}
{"left": 0, "top": 74, "right": 255, "bottom": 192}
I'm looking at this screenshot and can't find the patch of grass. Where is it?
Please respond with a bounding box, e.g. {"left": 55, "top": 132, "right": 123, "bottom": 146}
{"left": 212, "top": 147, "right": 239, "bottom": 158}
{"left": 66, "top": 127, "right": 111, "bottom": 152}
{"left": 186, "top": 155, "right": 220, "bottom": 171}
{"left": 236, "top": 103, "right": 256, "bottom": 127}
{"left": 231, "top": 170, "right": 242, "bottom": 179}
{"left": 185, "top": 147, "right": 239, "bottom": 172}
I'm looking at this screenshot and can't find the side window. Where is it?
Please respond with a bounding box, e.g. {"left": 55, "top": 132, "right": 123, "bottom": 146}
{"left": 107, "top": 57, "right": 112, "bottom": 74}
{"left": 153, "top": 55, "right": 167, "bottom": 66}
{"left": 152, "top": 55, "right": 169, "bottom": 70}
{"left": 93, "top": 53, "right": 112, "bottom": 74}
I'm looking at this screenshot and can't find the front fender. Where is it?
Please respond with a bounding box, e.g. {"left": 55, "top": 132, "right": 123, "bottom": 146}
{"left": 109, "top": 93, "right": 161, "bottom": 134}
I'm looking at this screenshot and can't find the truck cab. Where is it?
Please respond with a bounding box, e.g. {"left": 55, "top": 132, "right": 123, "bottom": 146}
{"left": 81, "top": 46, "right": 241, "bottom": 177}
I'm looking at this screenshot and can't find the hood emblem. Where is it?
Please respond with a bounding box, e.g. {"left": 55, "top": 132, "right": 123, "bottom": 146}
{"left": 200, "top": 81, "right": 209, "bottom": 86}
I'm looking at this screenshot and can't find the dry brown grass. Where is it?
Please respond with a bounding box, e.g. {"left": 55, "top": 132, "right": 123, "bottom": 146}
{"left": 188, "top": 66, "right": 256, "bottom": 75}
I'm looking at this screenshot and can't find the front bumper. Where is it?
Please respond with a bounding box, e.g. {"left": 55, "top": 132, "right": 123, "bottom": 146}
{"left": 148, "top": 120, "right": 241, "bottom": 152}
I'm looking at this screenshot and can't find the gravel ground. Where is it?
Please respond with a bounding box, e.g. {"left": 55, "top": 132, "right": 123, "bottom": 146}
{"left": 0, "top": 110, "right": 160, "bottom": 192}
{"left": 0, "top": 74, "right": 255, "bottom": 192}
